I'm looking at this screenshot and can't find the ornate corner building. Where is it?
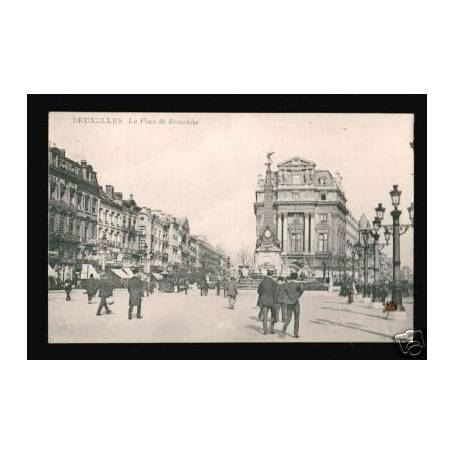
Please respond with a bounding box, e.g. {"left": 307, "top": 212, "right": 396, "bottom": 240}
{"left": 48, "top": 145, "right": 100, "bottom": 281}
{"left": 254, "top": 156, "right": 354, "bottom": 277}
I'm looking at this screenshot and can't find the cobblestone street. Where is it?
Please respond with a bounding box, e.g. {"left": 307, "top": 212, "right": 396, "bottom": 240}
{"left": 48, "top": 287, "right": 413, "bottom": 343}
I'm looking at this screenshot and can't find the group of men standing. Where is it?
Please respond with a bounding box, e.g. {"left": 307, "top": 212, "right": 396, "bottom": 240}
{"left": 85, "top": 269, "right": 146, "bottom": 320}
{"left": 257, "top": 272, "right": 304, "bottom": 337}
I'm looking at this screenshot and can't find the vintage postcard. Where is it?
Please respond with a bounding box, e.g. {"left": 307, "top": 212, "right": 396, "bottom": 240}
{"left": 47, "top": 111, "right": 416, "bottom": 346}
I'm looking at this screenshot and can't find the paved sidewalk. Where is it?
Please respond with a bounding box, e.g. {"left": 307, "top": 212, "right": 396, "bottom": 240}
{"left": 48, "top": 288, "right": 414, "bottom": 343}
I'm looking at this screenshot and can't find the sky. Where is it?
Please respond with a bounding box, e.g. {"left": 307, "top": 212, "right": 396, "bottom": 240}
{"left": 49, "top": 112, "right": 414, "bottom": 268}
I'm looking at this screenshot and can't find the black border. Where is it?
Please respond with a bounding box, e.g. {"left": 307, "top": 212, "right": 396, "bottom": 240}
{"left": 28, "top": 95, "right": 427, "bottom": 360}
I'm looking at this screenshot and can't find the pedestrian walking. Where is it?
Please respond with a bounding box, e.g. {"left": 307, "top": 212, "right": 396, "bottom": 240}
{"left": 64, "top": 278, "right": 72, "bottom": 301}
{"left": 257, "top": 272, "right": 278, "bottom": 335}
{"left": 143, "top": 277, "right": 150, "bottom": 297}
{"left": 184, "top": 278, "right": 189, "bottom": 295}
{"left": 127, "top": 269, "right": 144, "bottom": 320}
{"left": 223, "top": 278, "right": 228, "bottom": 298}
{"left": 203, "top": 279, "right": 209, "bottom": 296}
{"left": 277, "top": 276, "right": 287, "bottom": 322}
{"left": 86, "top": 273, "right": 98, "bottom": 304}
{"left": 282, "top": 273, "right": 304, "bottom": 338}
{"left": 96, "top": 272, "right": 114, "bottom": 316}
{"left": 227, "top": 277, "right": 238, "bottom": 309}
{"left": 216, "top": 279, "right": 221, "bottom": 296}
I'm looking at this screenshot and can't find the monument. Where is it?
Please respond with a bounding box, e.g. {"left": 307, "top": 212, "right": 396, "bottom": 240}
{"left": 254, "top": 152, "right": 283, "bottom": 275}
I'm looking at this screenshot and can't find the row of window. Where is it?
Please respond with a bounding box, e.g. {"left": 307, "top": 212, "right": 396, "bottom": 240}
{"left": 287, "top": 230, "right": 329, "bottom": 253}
{"left": 49, "top": 213, "right": 97, "bottom": 240}
{"left": 100, "top": 229, "right": 139, "bottom": 248}
{"left": 277, "top": 172, "right": 328, "bottom": 186}
{"left": 259, "top": 212, "right": 329, "bottom": 226}
{"left": 49, "top": 183, "right": 98, "bottom": 213}
{"left": 257, "top": 191, "right": 330, "bottom": 203}
{"left": 99, "top": 208, "right": 136, "bottom": 228}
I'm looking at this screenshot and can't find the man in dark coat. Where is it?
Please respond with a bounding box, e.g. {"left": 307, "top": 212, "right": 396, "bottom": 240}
{"left": 64, "top": 278, "right": 72, "bottom": 301}
{"left": 282, "top": 273, "right": 304, "bottom": 338}
{"left": 257, "top": 273, "right": 278, "bottom": 335}
{"left": 216, "top": 280, "right": 221, "bottom": 296}
{"left": 184, "top": 278, "right": 189, "bottom": 295}
{"left": 203, "top": 279, "right": 209, "bottom": 296}
{"left": 86, "top": 273, "right": 98, "bottom": 304}
{"left": 276, "top": 276, "right": 288, "bottom": 322}
{"left": 127, "top": 269, "right": 144, "bottom": 319}
{"left": 227, "top": 277, "right": 238, "bottom": 309}
{"left": 96, "top": 272, "right": 114, "bottom": 316}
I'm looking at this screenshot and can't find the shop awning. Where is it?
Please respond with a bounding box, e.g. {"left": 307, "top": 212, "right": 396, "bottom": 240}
{"left": 111, "top": 268, "right": 129, "bottom": 279}
{"left": 151, "top": 273, "right": 163, "bottom": 280}
{"left": 48, "top": 265, "right": 58, "bottom": 278}
{"left": 123, "top": 267, "right": 134, "bottom": 278}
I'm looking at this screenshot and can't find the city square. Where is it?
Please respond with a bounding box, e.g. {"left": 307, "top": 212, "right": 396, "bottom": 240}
{"left": 49, "top": 286, "right": 413, "bottom": 343}
{"left": 47, "top": 112, "right": 414, "bottom": 343}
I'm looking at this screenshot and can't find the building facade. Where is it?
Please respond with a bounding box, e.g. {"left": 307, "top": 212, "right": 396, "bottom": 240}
{"left": 97, "top": 185, "right": 144, "bottom": 271}
{"left": 48, "top": 144, "right": 222, "bottom": 284}
{"left": 138, "top": 208, "right": 170, "bottom": 273}
{"left": 192, "top": 235, "right": 223, "bottom": 275}
{"left": 254, "top": 156, "right": 351, "bottom": 277}
{"left": 48, "top": 145, "right": 100, "bottom": 282}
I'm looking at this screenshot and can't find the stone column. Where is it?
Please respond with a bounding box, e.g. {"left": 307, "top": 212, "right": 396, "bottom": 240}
{"left": 283, "top": 213, "right": 288, "bottom": 253}
{"left": 311, "top": 213, "right": 317, "bottom": 252}
{"left": 277, "top": 214, "right": 282, "bottom": 248}
{"left": 304, "top": 213, "right": 309, "bottom": 253}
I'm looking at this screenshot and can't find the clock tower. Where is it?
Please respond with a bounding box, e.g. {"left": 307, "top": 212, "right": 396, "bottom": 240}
{"left": 254, "top": 152, "right": 283, "bottom": 274}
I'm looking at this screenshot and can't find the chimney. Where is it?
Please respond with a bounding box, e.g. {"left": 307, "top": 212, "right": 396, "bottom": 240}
{"left": 106, "top": 185, "right": 114, "bottom": 197}
{"left": 114, "top": 192, "right": 123, "bottom": 200}
{"left": 129, "top": 194, "right": 134, "bottom": 201}
{"left": 81, "top": 160, "right": 87, "bottom": 179}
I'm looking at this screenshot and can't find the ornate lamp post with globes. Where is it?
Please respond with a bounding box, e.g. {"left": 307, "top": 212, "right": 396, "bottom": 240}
{"left": 358, "top": 215, "right": 374, "bottom": 297}
{"left": 373, "top": 185, "right": 414, "bottom": 311}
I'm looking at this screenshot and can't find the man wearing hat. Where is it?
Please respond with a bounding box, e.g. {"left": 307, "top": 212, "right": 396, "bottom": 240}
{"left": 86, "top": 273, "right": 98, "bottom": 304}
{"left": 96, "top": 272, "right": 114, "bottom": 316}
{"left": 282, "top": 272, "right": 304, "bottom": 338}
{"left": 257, "top": 271, "right": 278, "bottom": 335}
{"left": 127, "top": 268, "right": 144, "bottom": 320}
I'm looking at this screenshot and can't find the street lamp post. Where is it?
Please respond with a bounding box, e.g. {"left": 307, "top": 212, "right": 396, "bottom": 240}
{"left": 100, "top": 233, "right": 108, "bottom": 271}
{"left": 346, "top": 239, "right": 362, "bottom": 303}
{"left": 374, "top": 187, "right": 413, "bottom": 311}
{"left": 358, "top": 216, "right": 372, "bottom": 297}
{"left": 372, "top": 216, "right": 381, "bottom": 302}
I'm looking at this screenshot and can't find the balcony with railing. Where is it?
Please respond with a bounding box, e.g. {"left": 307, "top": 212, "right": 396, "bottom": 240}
{"left": 49, "top": 231, "right": 79, "bottom": 243}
